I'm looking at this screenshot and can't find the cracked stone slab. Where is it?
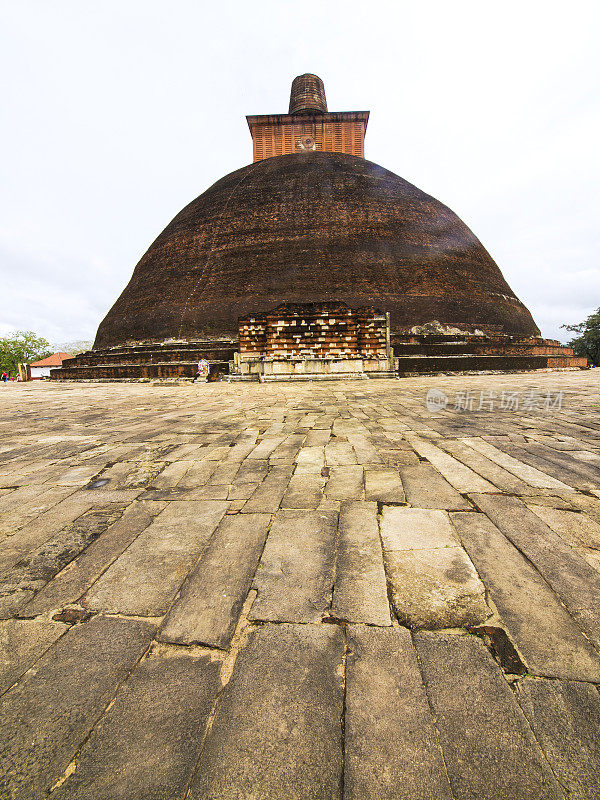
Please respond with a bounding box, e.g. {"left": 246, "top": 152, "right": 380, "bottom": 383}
{"left": 0, "top": 618, "right": 68, "bottom": 694}
{"left": 242, "top": 465, "right": 293, "bottom": 512}
{"left": 83, "top": 500, "right": 228, "bottom": 615}
{"left": 0, "top": 503, "right": 128, "bottom": 598}
{"left": 453, "top": 511, "right": 600, "bottom": 681}
{"left": 0, "top": 615, "right": 155, "bottom": 800}
{"left": 400, "top": 464, "right": 471, "bottom": 510}
{"left": 380, "top": 507, "right": 489, "bottom": 629}
{"left": 332, "top": 501, "right": 391, "bottom": 626}
{"left": 345, "top": 625, "right": 453, "bottom": 799}
{"left": 51, "top": 649, "right": 222, "bottom": 800}
{"left": 414, "top": 631, "right": 564, "bottom": 800}
{"left": 325, "top": 466, "right": 364, "bottom": 500}
{"left": 21, "top": 500, "right": 167, "bottom": 617}
{"left": 159, "top": 513, "right": 271, "bottom": 647}
{"left": 472, "top": 493, "right": 600, "bottom": 651}
{"left": 405, "top": 434, "right": 496, "bottom": 493}
{"left": 516, "top": 677, "right": 600, "bottom": 800}
{"left": 461, "top": 438, "right": 573, "bottom": 490}
{"left": 250, "top": 509, "right": 337, "bottom": 623}
{"left": 280, "top": 473, "right": 326, "bottom": 509}
{"left": 364, "top": 468, "right": 405, "bottom": 503}
{"left": 188, "top": 623, "right": 344, "bottom": 800}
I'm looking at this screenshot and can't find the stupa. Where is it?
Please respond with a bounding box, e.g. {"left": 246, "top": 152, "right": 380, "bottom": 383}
{"left": 54, "top": 75, "right": 586, "bottom": 380}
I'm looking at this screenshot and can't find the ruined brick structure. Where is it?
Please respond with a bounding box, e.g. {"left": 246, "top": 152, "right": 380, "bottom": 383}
{"left": 238, "top": 303, "right": 389, "bottom": 361}
{"left": 54, "top": 74, "right": 586, "bottom": 380}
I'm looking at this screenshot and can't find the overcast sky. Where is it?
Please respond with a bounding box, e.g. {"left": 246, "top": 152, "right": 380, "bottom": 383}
{"left": 1, "top": 0, "right": 598, "bottom": 345}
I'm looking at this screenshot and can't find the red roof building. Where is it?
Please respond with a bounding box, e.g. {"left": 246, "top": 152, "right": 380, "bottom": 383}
{"left": 28, "top": 352, "right": 71, "bottom": 379}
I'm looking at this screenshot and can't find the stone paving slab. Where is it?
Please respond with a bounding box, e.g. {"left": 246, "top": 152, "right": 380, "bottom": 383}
{"left": 1, "top": 373, "right": 600, "bottom": 798}
{"left": 331, "top": 501, "right": 391, "bottom": 626}
{"left": 83, "top": 500, "right": 228, "bottom": 615}
{"left": 400, "top": 463, "right": 471, "bottom": 510}
{"left": 472, "top": 493, "right": 600, "bottom": 650}
{"left": 515, "top": 677, "right": 600, "bottom": 799}
{"left": 159, "top": 512, "right": 271, "bottom": 647}
{"left": 0, "top": 615, "right": 155, "bottom": 799}
{"left": 345, "top": 625, "right": 453, "bottom": 799}
{"left": 250, "top": 509, "right": 337, "bottom": 623}
{"left": 189, "top": 623, "right": 344, "bottom": 800}
{"left": 414, "top": 631, "right": 564, "bottom": 800}
{"left": 452, "top": 511, "right": 600, "bottom": 680}
{"left": 51, "top": 648, "right": 222, "bottom": 800}
{"left": 0, "top": 617, "right": 68, "bottom": 694}
{"left": 381, "top": 507, "right": 490, "bottom": 629}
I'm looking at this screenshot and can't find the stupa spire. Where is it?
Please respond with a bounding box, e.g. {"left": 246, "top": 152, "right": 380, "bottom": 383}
{"left": 288, "top": 73, "right": 327, "bottom": 115}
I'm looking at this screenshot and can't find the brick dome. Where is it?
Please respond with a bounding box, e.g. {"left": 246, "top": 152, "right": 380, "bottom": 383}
{"left": 94, "top": 152, "right": 539, "bottom": 348}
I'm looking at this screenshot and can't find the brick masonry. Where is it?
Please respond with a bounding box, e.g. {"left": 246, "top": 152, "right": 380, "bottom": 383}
{"left": 238, "top": 302, "right": 388, "bottom": 361}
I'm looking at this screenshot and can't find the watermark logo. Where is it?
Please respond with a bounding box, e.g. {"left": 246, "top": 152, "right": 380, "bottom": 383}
{"left": 426, "top": 388, "right": 449, "bottom": 412}
{"left": 425, "top": 388, "right": 563, "bottom": 413}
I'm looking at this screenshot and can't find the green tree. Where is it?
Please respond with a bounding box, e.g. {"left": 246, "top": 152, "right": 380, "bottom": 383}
{"left": 0, "top": 331, "right": 53, "bottom": 375}
{"left": 562, "top": 308, "right": 600, "bottom": 366}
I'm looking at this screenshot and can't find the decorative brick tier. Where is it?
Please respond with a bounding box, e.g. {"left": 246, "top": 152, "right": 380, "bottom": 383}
{"left": 234, "top": 302, "right": 394, "bottom": 380}
{"left": 51, "top": 341, "right": 236, "bottom": 381}
{"left": 391, "top": 333, "right": 587, "bottom": 375}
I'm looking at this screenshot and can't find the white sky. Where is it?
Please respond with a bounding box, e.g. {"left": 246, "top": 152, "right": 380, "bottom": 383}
{"left": 1, "top": 0, "right": 599, "bottom": 345}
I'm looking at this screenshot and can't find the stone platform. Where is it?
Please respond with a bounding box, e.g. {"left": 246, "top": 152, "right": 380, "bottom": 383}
{"left": 1, "top": 373, "right": 599, "bottom": 798}
{"left": 52, "top": 333, "right": 586, "bottom": 381}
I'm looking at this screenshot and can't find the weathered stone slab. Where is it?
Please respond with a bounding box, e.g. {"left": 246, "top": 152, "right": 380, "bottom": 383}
{"left": 345, "top": 434, "right": 382, "bottom": 464}
{"left": 295, "top": 446, "right": 325, "bottom": 474}
{"left": 325, "top": 466, "right": 364, "bottom": 500}
{"left": 250, "top": 510, "right": 337, "bottom": 622}
{"left": 0, "top": 495, "right": 98, "bottom": 576}
{"left": 364, "top": 468, "right": 405, "bottom": 503}
{"left": 52, "top": 649, "right": 221, "bottom": 800}
{"left": 400, "top": 464, "right": 471, "bottom": 510}
{"left": 452, "top": 511, "right": 600, "bottom": 681}
{"left": 440, "top": 439, "right": 536, "bottom": 494}
{"left": 461, "top": 437, "right": 572, "bottom": 490}
{"left": 270, "top": 433, "right": 306, "bottom": 460}
{"left": 516, "top": 677, "right": 600, "bottom": 800}
{"left": 151, "top": 460, "right": 192, "bottom": 489}
{"left": 0, "top": 615, "right": 155, "bottom": 800}
{"left": 471, "top": 493, "right": 600, "bottom": 650}
{"left": 208, "top": 461, "right": 240, "bottom": 485}
{"left": 517, "top": 441, "right": 600, "bottom": 490}
{"left": 83, "top": 501, "right": 228, "bottom": 615}
{"left": 233, "top": 459, "right": 269, "bottom": 483}
{"left": 188, "top": 623, "right": 344, "bottom": 800}
{"left": 405, "top": 435, "right": 495, "bottom": 492}
{"left": 344, "top": 625, "right": 452, "bottom": 799}
{"left": 159, "top": 513, "right": 271, "bottom": 647}
{"left": 527, "top": 504, "right": 600, "bottom": 549}
{"left": 325, "top": 440, "right": 357, "bottom": 465}
{"left": 248, "top": 437, "right": 285, "bottom": 459}
{"left": 0, "top": 618, "right": 68, "bottom": 694}
{"left": 414, "top": 631, "right": 564, "bottom": 800}
{"left": 243, "top": 465, "right": 293, "bottom": 512}
{"left": 385, "top": 548, "right": 489, "bottom": 630}
{"left": 21, "top": 501, "right": 166, "bottom": 616}
{"left": 380, "top": 507, "right": 489, "bottom": 629}
{"left": 176, "top": 460, "right": 218, "bottom": 488}
{"left": 0, "top": 504, "right": 128, "bottom": 600}
{"left": 331, "top": 502, "right": 391, "bottom": 625}
{"left": 304, "top": 429, "right": 331, "bottom": 446}
{"left": 281, "top": 473, "right": 326, "bottom": 509}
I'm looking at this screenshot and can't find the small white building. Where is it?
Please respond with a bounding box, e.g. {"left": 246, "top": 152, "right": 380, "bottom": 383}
{"left": 28, "top": 352, "right": 71, "bottom": 379}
